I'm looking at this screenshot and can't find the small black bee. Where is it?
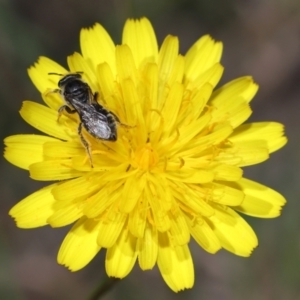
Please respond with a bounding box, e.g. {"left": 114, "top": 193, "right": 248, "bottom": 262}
{"left": 49, "top": 73, "right": 119, "bottom": 167}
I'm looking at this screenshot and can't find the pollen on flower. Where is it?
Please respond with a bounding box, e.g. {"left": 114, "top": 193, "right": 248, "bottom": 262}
{"left": 133, "top": 143, "right": 159, "bottom": 170}
{"left": 5, "top": 17, "right": 287, "bottom": 293}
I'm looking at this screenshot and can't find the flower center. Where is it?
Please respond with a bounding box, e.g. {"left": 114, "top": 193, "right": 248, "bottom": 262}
{"left": 134, "top": 143, "right": 159, "bottom": 170}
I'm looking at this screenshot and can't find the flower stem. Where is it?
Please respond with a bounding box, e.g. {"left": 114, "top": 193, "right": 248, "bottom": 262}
{"left": 88, "top": 277, "right": 120, "bottom": 300}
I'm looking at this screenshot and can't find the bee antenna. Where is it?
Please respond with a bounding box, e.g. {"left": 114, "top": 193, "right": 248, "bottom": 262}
{"left": 48, "top": 72, "right": 64, "bottom": 76}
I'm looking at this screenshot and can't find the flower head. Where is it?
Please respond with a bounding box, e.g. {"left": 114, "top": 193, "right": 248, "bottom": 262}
{"left": 5, "top": 18, "right": 287, "bottom": 292}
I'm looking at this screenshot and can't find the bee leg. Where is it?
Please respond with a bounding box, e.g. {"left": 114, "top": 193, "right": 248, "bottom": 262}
{"left": 94, "top": 92, "right": 133, "bottom": 129}
{"left": 45, "top": 88, "right": 61, "bottom": 96}
{"left": 119, "top": 122, "right": 134, "bottom": 129}
{"left": 78, "top": 123, "right": 93, "bottom": 168}
{"left": 108, "top": 111, "right": 134, "bottom": 129}
{"left": 93, "top": 92, "right": 102, "bottom": 106}
{"left": 109, "top": 111, "right": 120, "bottom": 123}
{"left": 93, "top": 92, "right": 99, "bottom": 101}
{"left": 57, "top": 105, "right": 76, "bottom": 122}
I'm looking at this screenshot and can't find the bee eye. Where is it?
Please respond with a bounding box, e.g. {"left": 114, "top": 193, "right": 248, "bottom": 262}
{"left": 64, "top": 80, "right": 84, "bottom": 94}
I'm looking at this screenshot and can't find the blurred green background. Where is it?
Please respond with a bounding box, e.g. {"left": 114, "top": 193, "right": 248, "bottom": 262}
{"left": 0, "top": 0, "right": 299, "bottom": 299}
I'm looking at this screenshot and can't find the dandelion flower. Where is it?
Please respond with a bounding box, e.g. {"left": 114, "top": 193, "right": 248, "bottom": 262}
{"left": 5, "top": 18, "right": 287, "bottom": 292}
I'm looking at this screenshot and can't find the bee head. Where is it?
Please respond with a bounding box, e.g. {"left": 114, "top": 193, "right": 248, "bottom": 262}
{"left": 57, "top": 73, "right": 83, "bottom": 89}
{"left": 48, "top": 72, "right": 92, "bottom": 105}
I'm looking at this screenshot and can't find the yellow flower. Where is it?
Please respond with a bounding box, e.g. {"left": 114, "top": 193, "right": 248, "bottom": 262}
{"left": 5, "top": 18, "right": 287, "bottom": 292}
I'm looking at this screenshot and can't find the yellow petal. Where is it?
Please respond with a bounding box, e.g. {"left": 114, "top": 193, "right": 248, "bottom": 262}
{"left": 116, "top": 44, "right": 138, "bottom": 84}
{"left": 165, "top": 168, "right": 214, "bottom": 184}
{"left": 169, "top": 208, "right": 190, "bottom": 245}
{"left": 205, "top": 182, "right": 245, "bottom": 206}
{"left": 67, "top": 52, "right": 98, "bottom": 92}
{"left": 184, "top": 213, "right": 221, "bottom": 253}
{"left": 218, "top": 142, "right": 270, "bottom": 167}
{"left": 58, "top": 217, "right": 101, "bottom": 271}
{"left": 29, "top": 159, "right": 86, "bottom": 181}
{"left": 28, "top": 56, "right": 68, "bottom": 93}
{"left": 158, "top": 35, "right": 179, "bottom": 84}
{"left": 161, "top": 82, "right": 184, "bottom": 136}
{"left": 106, "top": 228, "right": 138, "bottom": 278}
{"left": 96, "top": 62, "right": 119, "bottom": 113}
{"left": 230, "top": 122, "right": 287, "bottom": 153}
{"left": 212, "top": 76, "right": 258, "bottom": 104}
{"left": 47, "top": 201, "right": 83, "bottom": 227}
{"left": 210, "top": 98, "right": 252, "bottom": 128}
{"left": 210, "top": 164, "right": 243, "bottom": 181}
{"left": 157, "top": 232, "right": 194, "bottom": 292}
{"left": 173, "top": 123, "right": 233, "bottom": 157}
{"left": 42, "top": 90, "right": 64, "bottom": 111}
{"left": 9, "top": 184, "right": 57, "bottom": 228}
{"left": 185, "top": 63, "right": 224, "bottom": 92}
{"left": 43, "top": 140, "right": 83, "bottom": 158}
{"left": 122, "top": 17, "right": 158, "bottom": 68}
{"left": 20, "top": 101, "right": 73, "bottom": 140}
{"left": 52, "top": 175, "right": 103, "bottom": 202}
{"left": 83, "top": 179, "right": 124, "bottom": 218}
{"left": 71, "top": 150, "right": 124, "bottom": 172}
{"left": 150, "top": 174, "right": 174, "bottom": 212}
{"left": 146, "top": 181, "right": 171, "bottom": 232}
{"left": 97, "top": 208, "right": 127, "bottom": 248}
{"left": 143, "top": 62, "right": 158, "bottom": 110}
{"left": 185, "top": 35, "right": 223, "bottom": 81}
{"left": 206, "top": 204, "right": 258, "bottom": 256}
{"left": 232, "top": 178, "right": 286, "bottom": 218}
{"left": 128, "top": 194, "right": 148, "bottom": 238}
{"left": 172, "top": 182, "right": 215, "bottom": 217}
{"left": 165, "top": 55, "right": 185, "bottom": 88}
{"left": 164, "top": 112, "right": 211, "bottom": 153}
{"left": 138, "top": 223, "right": 158, "bottom": 270}
{"left": 119, "top": 78, "right": 146, "bottom": 140}
{"left": 119, "top": 172, "right": 146, "bottom": 213}
{"left": 186, "top": 82, "right": 213, "bottom": 122}
{"left": 4, "top": 134, "right": 56, "bottom": 170}
{"left": 80, "top": 23, "right": 116, "bottom": 75}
